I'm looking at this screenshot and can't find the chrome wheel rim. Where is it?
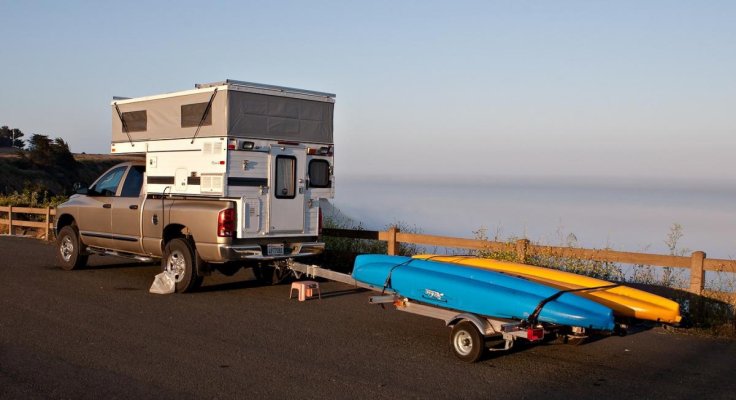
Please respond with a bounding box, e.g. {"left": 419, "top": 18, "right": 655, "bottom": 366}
{"left": 165, "top": 249, "right": 186, "bottom": 283}
{"left": 454, "top": 330, "right": 473, "bottom": 356}
{"left": 60, "top": 236, "right": 74, "bottom": 262}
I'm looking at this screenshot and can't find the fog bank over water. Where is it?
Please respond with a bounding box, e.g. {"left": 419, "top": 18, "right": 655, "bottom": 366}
{"left": 332, "top": 174, "right": 736, "bottom": 260}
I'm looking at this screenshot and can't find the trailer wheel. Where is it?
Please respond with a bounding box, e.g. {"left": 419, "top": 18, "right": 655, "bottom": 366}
{"left": 163, "top": 238, "right": 203, "bottom": 293}
{"left": 450, "top": 321, "right": 485, "bottom": 363}
{"left": 56, "top": 225, "right": 88, "bottom": 270}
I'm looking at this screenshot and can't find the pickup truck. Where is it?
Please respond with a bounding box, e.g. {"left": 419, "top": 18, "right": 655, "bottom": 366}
{"left": 55, "top": 161, "right": 324, "bottom": 292}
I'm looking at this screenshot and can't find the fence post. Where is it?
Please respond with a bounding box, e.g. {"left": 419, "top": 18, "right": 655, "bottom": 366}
{"left": 7, "top": 205, "right": 12, "bottom": 235}
{"left": 689, "top": 251, "right": 706, "bottom": 295}
{"left": 516, "top": 239, "right": 530, "bottom": 263}
{"left": 387, "top": 226, "right": 399, "bottom": 256}
{"left": 45, "top": 207, "right": 51, "bottom": 241}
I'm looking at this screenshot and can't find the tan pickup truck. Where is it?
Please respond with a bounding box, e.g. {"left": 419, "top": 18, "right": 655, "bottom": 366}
{"left": 55, "top": 161, "right": 323, "bottom": 292}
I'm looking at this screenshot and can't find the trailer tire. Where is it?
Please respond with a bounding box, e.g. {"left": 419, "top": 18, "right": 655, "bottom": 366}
{"left": 450, "top": 321, "right": 485, "bottom": 363}
{"left": 163, "top": 238, "right": 203, "bottom": 293}
{"left": 56, "top": 225, "right": 88, "bottom": 270}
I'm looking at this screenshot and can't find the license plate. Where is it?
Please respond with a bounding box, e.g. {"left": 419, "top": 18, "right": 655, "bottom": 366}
{"left": 267, "top": 244, "right": 284, "bottom": 256}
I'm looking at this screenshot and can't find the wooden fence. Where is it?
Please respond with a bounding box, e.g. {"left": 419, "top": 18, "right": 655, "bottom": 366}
{"left": 322, "top": 227, "right": 736, "bottom": 300}
{"left": 0, "top": 206, "right": 56, "bottom": 241}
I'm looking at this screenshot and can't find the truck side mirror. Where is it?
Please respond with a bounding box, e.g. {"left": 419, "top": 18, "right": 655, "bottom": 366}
{"left": 75, "top": 186, "right": 89, "bottom": 195}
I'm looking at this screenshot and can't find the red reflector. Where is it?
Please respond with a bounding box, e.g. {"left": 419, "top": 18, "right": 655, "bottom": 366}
{"left": 307, "top": 148, "right": 317, "bottom": 155}
{"left": 219, "top": 160, "right": 225, "bottom": 165}
{"left": 227, "top": 144, "right": 236, "bottom": 150}
{"left": 218, "top": 208, "right": 235, "bottom": 237}
{"left": 526, "top": 328, "right": 544, "bottom": 341}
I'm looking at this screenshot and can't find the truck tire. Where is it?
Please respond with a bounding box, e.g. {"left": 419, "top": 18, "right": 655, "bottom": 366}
{"left": 56, "top": 225, "right": 88, "bottom": 270}
{"left": 163, "top": 238, "right": 203, "bottom": 293}
{"left": 450, "top": 321, "right": 485, "bottom": 363}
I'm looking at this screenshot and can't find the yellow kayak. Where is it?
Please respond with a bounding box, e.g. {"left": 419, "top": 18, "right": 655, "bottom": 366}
{"left": 414, "top": 255, "right": 682, "bottom": 324}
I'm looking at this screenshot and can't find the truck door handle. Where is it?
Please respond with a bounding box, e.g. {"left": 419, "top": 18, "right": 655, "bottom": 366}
{"left": 129, "top": 205, "right": 139, "bottom": 210}
{"left": 102, "top": 204, "right": 112, "bottom": 209}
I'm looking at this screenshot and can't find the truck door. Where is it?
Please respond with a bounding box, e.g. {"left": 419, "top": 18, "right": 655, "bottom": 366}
{"left": 109, "top": 165, "right": 145, "bottom": 254}
{"left": 268, "top": 146, "right": 305, "bottom": 234}
{"left": 77, "top": 165, "right": 127, "bottom": 249}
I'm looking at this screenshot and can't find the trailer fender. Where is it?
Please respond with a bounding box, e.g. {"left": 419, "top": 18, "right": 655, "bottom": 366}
{"left": 447, "top": 314, "right": 492, "bottom": 337}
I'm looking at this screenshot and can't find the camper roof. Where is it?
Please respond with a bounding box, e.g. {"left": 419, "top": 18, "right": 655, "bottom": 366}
{"left": 195, "top": 79, "right": 336, "bottom": 99}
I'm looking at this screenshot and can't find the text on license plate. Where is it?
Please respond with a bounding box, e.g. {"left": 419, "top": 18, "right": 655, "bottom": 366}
{"left": 267, "top": 244, "right": 284, "bottom": 256}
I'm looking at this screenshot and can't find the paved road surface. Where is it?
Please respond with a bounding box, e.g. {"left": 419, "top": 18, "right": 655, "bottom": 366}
{"left": 1, "top": 236, "right": 734, "bottom": 399}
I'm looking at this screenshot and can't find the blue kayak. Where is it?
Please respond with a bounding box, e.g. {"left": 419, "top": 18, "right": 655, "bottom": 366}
{"left": 352, "top": 255, "right": 615, "bottom": 331}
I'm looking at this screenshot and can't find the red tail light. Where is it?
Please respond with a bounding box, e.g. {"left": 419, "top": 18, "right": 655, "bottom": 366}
{"left": 218, "top": 208, "right": 235, "bottom": 237}
{"left": 526, "top": 328, "right": 544, "bottom": 341}
{"left": 318, "top": 207, "right": 323, "bottom": 235}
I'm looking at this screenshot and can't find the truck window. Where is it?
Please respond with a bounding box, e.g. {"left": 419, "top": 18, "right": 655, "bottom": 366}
{"left": 275, "top": 156, "right": 296, "bottom": 199}
{"left": 308, "top": 160, "right": 330, "bottom": 188}
{"left": 90, "top": 166, "right": 126, "bottom": 197}
{"left": 120, "top": 166, "right": 145, "bottom": 197}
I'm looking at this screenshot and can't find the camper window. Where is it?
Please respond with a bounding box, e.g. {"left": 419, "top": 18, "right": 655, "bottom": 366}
{"left": 275, "top": 156, "right": 296, "bottom": 199}
{"left": 122, "top": 111, "right": 147, "bottom": 132}
{"left": 308, "top": 160, "right": 330, "bottom": 188}
{"left": 181, "top": 103, "right": 213, "bottom": 128}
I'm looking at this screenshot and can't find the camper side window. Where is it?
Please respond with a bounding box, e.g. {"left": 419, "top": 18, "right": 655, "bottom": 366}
{"left": 181, "top": 103, "right": 213, "bottom": 127}
{"left": 308, "top": 160, "right": 331, "bottom": 188}
{"left": 121, "top": 111, "right": 147, "bottom": 132}
{"left": 275, "top": 156, "right": 296, "bottom": 199}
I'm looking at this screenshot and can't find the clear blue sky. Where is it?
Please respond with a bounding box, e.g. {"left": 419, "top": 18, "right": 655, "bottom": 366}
{"left": 1, "top": 0, "right": 734, "bottom": 181}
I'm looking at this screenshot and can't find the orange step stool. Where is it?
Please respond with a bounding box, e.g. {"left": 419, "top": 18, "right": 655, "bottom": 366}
{"left": 289, "top": 281, "right": 321, "bottom": 302}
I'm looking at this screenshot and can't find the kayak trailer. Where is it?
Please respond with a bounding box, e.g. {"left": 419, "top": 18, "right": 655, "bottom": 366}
{"left": 286, "top": 261, "right": 588, "bottom": 363}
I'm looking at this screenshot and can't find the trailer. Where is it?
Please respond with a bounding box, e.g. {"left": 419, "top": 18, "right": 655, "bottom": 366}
{"left": 286, "top": 261, "right": 564, "bottom": 363}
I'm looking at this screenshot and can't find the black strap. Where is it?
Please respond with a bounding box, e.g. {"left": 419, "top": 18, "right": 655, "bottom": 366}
{"left": 190, "top": 88, "right": 218, "bottom": 144}
{"left": 527, "top": 284, "right": 620, "bottom": 326}
{"left": 113, "top": 102, "right": 134, "bottom": 146}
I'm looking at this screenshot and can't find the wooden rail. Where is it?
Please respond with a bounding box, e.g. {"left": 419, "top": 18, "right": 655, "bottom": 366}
{"left": 322, "top": 226, "right": 736, "bottom": 299}
{"left": 0, "top": 206, "right": 56, "bottom": 241}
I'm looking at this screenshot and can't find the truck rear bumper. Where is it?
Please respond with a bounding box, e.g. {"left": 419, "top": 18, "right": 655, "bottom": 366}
{"left": 206, "top": 241, "right": 325, "bottom": 261}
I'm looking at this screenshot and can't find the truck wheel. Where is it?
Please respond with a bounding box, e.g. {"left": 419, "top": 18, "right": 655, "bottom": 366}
{"left": 450, "top": 321, "right": 485, "bottom": 363}
{"left": 163, "top": 238, "right": 203, "bottom": 293}
{"left": 56, "top": 225, "right": 88, "bottom": 270}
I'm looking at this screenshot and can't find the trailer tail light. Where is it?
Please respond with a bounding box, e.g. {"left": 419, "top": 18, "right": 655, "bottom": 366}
{"left": 318, "top": 207, "right": 323, "bottom": 235}
{"left": 218, "top": 208, "right": 235, "bottom": 237}
{"left": 526, "top": 328, "right": 544, "bottom": 341}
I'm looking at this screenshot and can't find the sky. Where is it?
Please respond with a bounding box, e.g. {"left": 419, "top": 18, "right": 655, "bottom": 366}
{"left": 1, "top": 0, "right": 734, "bottom": 183}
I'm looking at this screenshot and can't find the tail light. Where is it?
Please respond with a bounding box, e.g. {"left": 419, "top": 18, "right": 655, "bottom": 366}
{"left": 318, "top": 207, "right": 323, "bottom": 235}
{"left": 218, "top": 208, "right": 235, "bottom": 237}
{"left": 526, "top": 328, "right": 544, "bottom": 341}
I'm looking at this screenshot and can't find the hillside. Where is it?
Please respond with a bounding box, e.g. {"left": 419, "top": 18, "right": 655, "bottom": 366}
{"left": 0, "top": 152, "right": 143, "bottom": 195}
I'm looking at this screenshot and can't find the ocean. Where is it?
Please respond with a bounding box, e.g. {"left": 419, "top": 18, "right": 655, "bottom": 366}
{"left": 331, "top": 176, "right": 736, "bottom": 261}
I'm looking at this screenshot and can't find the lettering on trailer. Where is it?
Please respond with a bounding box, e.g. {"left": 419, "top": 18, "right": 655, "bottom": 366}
{"left": 423, "top": 289, "right": 447, "bottom": 302}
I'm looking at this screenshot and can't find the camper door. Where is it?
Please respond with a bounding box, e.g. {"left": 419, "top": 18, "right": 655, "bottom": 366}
{"left": 268, "top": 146, "right": 305, "bottom": 234}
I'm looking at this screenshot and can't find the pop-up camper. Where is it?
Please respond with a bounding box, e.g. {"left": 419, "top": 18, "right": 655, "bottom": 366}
{"left": 110, "top": 79, "right": 334, "bottom": 250}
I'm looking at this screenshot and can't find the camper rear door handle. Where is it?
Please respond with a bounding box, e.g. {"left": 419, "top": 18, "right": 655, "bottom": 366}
{"left": 102, "top": 204, "right": 111, "bottom": 209}
{"left": 129, "top": 205, "right": 139, "bottom": 210}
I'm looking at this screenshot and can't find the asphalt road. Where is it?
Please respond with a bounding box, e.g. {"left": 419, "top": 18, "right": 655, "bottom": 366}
{"left": 1, "top": 236, "right": 735, "bottom": 399}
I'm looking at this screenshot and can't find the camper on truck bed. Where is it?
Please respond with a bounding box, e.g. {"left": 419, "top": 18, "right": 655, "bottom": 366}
{"left": 55, "top": 80, "right": 335, "bottom": 292}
